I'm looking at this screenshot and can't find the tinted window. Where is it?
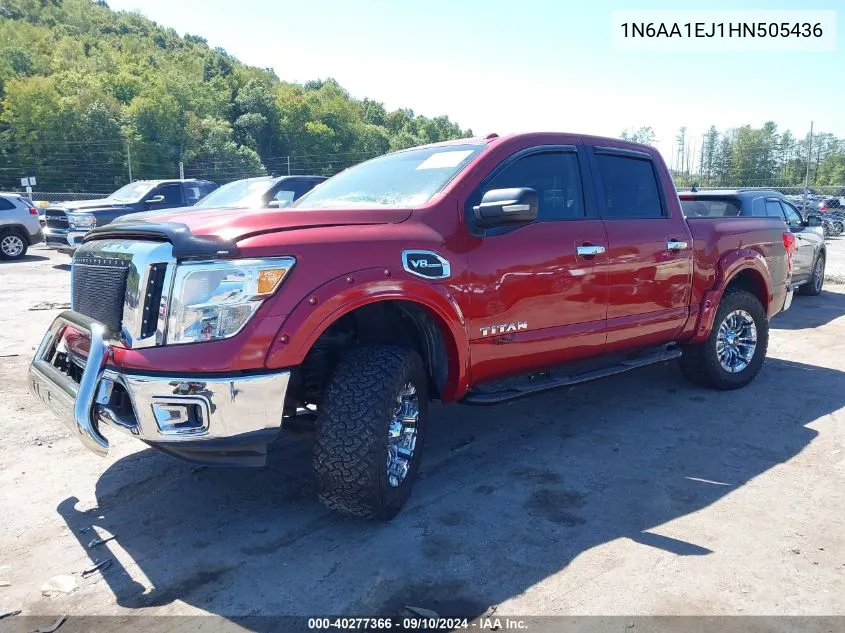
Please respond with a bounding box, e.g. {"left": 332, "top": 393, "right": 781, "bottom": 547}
{"left": 481, "top": 152, "right": 584, "bottom": 221}
{"left": 0, "top": 197, "right": 16, "bottom": 211}
{"left": 594, "top": 154, "right": 664, "bottom": 219}
{"left": 681, "top": 198, "right": 742, "bottom": 217}
{"left": 155, "top": 184, "right": 183, "bottom": 206}
{"left": 751, "top": 198, "right": 767, "bottom": 217}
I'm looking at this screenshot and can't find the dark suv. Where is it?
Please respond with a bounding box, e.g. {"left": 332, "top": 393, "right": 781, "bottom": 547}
{"left": 43, "top": 179, "right": 217, "bottom": 253}
{"left": 680, "top": 189, "right": 826, "bottom": 296}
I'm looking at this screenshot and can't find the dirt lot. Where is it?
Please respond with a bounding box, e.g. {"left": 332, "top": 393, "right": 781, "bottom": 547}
{"left": 0, "top": 244, "right": 843, "bottom": 623}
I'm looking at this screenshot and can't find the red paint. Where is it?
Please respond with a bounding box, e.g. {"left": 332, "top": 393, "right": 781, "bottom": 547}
{"left": 106, "top": 133, "right": 791, "bottom": 401}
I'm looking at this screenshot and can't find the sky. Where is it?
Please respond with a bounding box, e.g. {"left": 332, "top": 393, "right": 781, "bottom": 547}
{"left": 106, "top": 0, "right": 844, "bottom": 166}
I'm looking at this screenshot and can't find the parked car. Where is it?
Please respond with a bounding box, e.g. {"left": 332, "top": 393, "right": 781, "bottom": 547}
{"left": 29, "top": 133, "right": 794, "bottom": 520}
{"left": 193, "top": 175, "right": 326, "bottom": 209}
{"left": 680, "top": 189, "right": 826, "bottom": 295}
{"left": 42, "top": 179, "right": 218, "bottom": 254}
{"left": 0, "top": 192, "right": 43, "bottom": 260}
{"left": 805, "top": 199, "right": 845, "bottom": 236}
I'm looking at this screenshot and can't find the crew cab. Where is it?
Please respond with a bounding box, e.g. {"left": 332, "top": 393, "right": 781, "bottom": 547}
{"left": 29, "top": 133, "right": 794, "bottom": 520}
{"left": 42, "top": 179, "right": 217, "bottom": 253}
{"left": 680, "top": 189, "right": 826, "bottom": 296}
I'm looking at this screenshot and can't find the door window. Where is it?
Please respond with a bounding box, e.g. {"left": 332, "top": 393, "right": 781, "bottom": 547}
{"left": 765, "top": 199, "right": 786, "bottom": 220}
{"left": 479, "top": 152, "right": 585, "bottom": 221}
{"left": 781, "top": 201, "right": 804, "bottom": 227}
{"left": 594, "top": 154, "right": 664, "bottom": 219}
{"left": 152, "top": 184, "right": 183, "bottom": 206}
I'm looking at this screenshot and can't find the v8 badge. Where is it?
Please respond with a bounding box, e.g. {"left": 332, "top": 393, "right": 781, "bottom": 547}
{"left": 402, "top": 250, "right": 451, "bottom": 280}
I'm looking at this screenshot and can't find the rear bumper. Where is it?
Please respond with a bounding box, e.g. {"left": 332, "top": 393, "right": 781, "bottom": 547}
{"left": 28, "top": 311, "right": 290, "bottom": 467}
{"left": 43, "top": 227, "right": 86, "bottom": 252}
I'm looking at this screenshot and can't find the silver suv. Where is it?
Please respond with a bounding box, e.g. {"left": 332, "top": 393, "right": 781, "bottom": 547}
{"left": 0, "top": 193, "right": 43, "bottom": 261}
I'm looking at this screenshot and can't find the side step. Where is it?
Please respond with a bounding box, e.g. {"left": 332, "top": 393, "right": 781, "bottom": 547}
{"left": 460, "top": 344, "right": 682, "bottom": 405}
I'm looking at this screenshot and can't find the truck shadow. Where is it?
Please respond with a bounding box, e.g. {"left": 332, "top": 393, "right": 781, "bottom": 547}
{"left": 771, "top": 288, "right": 845, "bottom": 330}
{"left": 56, "top": 356, "right": 840, "bottom": 619}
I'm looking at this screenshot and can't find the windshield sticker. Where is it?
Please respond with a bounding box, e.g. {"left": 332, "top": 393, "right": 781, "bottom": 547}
{"left": 415, "top": 150, "right": 474, "bottom": 170}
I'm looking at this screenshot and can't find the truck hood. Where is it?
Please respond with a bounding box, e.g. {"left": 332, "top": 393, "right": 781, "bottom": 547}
{"left": 85, "top": 206, "right": 412, "bottom": 257}
{"left": 49, "top": 199, "right": 132, "bottom": 213}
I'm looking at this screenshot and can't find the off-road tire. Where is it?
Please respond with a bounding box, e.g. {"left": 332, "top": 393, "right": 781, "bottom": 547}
{"left": 799, "top": 254, "right": 824, "bottom": 296}
{"left": 313, "top": 344, "right": 428, "bottom": 520}
{"left": 679, "top": 289, "right": 768, "bottom": 390}
{"left": 0, "top": 228, "right": 28, "bottom": 261}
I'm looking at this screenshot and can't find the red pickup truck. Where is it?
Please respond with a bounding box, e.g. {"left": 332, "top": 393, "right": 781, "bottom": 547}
{"left": 29, "top": 133, "right": 794, "bottom": 519}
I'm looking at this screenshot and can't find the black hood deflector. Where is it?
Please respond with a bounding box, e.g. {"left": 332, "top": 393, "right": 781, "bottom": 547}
{"left": 84, "top": 221, "right": 238, "bottom": 259}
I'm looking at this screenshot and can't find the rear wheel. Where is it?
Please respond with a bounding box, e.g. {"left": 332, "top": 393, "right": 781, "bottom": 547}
{"left": 313, "top": 344, "right": 428, "bottom": 520}
{"left": 0, "top": 229, "right": 28, "bottom": 261}
{"left": 679, "top": 289, "right": 768, "bottom": 390}
{"left": 799, "top": 254, "right": 825, "bottom": 296}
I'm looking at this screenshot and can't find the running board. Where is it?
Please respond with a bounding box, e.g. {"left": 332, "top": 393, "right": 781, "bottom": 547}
{"left": 461, "top": 345, "right": 682, "bottom": 405}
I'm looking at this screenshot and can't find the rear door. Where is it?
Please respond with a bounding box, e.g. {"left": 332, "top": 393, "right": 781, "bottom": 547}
{"left": 587, "top": 146, "right": 694, "bottom": 350}
{"left": 464, "top": 145, "right": 609, "bottom": 383}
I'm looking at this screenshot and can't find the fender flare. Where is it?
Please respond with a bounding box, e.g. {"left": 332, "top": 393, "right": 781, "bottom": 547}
{"left": 264, "top": 267, "right": 471, "bottom": 401}
{"left": 688, "top": 249, "right": 773, "bottom": 343}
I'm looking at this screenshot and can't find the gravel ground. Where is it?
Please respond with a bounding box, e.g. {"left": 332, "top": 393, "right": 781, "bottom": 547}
{"left": 0, "top": 246, "right": 843, "bottom": 624}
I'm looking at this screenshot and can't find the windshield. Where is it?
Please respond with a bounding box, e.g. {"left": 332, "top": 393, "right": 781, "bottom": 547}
{"left": 291, "top": 144, "right": 484, "bottom": 210}
{"left": 108, "top": 182, "right": 155, "bottom": 203}
{"left": 194, "top": 178, "right": 273, "bottom": 208}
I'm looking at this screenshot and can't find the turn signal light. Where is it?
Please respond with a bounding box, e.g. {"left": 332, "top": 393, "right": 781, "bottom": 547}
{"left": 257, "top": 268, "right": 289, "bottom": 295}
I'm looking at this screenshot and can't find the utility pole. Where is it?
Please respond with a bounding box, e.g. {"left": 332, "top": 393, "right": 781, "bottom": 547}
{"left": 803, "top": 121, "right": 814, "bottom": 213}
{"left": 286, "top": 155, "right": 291, "bottom": 176}
{"left": 127, "top": 143, "right": 133, "bottom": 182}
{"left": 179, "top": 161, "right": 185, "bottom": 180}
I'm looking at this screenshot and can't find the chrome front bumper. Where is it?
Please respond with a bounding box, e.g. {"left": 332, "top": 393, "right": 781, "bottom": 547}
{"left": 43, "top": 227, "right": 86, "bottom": 251}
{"left": 29, "top": 311, "right": 290, "bottom": 466}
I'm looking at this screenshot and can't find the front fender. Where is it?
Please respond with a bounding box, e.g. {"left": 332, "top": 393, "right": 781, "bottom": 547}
{"left": 687, "top": 249, "right": 774, "bottom": 343}
{"left": 264, "top": 267, "right": 471, "bottom": 401}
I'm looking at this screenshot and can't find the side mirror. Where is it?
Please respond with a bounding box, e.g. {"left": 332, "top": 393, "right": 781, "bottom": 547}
{"left": 146, "top": 195, "right": 165, "bottom": 205}
{"left": 267, "top": 199, "right": 286, "bottom": 209}
{"left": 472, "top": 188, "right": 538, "bottom": 229}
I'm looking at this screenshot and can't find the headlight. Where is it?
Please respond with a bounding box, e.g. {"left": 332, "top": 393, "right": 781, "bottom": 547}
{"left": 166, "top": 257, "right": 295, "bottom": 344}
{"left": 68, "top": 214, "right": 97, "bottom": 230}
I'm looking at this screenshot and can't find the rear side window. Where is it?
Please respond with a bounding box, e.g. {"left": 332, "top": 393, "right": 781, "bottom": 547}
{"left": 680, "top": 198, "right": 742, "bottom": 217}
{"left": 765, "top": 200, "right": 786, "bottom": 220}
{"left": 594, "top": 154, "right": 664, "bottom": 219}
{"left": 0, "top": 198, "right": 16, "bottom": 211}
{"left": 480, "top": 152, "right": 585, "bottom": 221}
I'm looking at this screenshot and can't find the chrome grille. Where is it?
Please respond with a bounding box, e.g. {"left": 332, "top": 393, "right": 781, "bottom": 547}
{"left": 71, "top": 240, "right": 176, "bottom": 348}
{"left": 45, "top": 209, "right": 69, "bottom": 229}
{"left": 71, "top": 255, "right": 131, "bottom": 333}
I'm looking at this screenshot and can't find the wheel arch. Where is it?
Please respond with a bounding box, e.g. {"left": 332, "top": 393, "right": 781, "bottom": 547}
{"left": 265, "top": 270, "right": 471, "bottom": 402}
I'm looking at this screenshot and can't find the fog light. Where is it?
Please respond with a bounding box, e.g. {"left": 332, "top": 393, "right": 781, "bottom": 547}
{"left": 151, "top": 399, "right": 207, "bottom": 436}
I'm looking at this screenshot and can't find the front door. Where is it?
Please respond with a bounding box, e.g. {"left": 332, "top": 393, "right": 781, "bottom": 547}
{"left": 464, "top": 146, "right": 609, "bottom": 384}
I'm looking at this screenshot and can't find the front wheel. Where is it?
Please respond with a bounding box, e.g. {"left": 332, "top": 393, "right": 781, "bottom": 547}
{"left": 313, "top": 344, "right": 428, "bottom": 520}
{"left": 0, "top": 229, "right": 28, "bottom": 261}
{"left": 679, "top": 289, "right": 768, "bottom": 390}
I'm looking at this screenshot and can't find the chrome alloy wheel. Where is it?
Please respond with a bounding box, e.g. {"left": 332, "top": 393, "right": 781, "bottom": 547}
{"left": 1, "top": 234, "right": 24, "bottom": 258}
{"left": 386, "top": 382, "right": 419, "bottom": 487}
{"left": 716, "top": 309, "right": 757, "bottom": 373}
